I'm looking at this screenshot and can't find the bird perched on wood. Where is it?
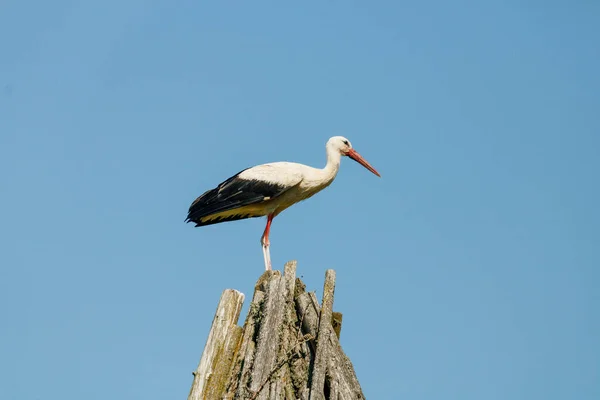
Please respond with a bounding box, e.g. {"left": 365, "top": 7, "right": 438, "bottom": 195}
{"left": 186, "top": 136, "right": 380, "bottom": 270}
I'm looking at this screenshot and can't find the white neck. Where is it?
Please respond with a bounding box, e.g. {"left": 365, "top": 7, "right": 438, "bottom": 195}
{"left": 320, "top": 143, "right": 342, "bottom": 183}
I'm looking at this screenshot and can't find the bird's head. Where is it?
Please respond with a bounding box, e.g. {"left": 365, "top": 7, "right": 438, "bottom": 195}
{"left": 327, "top": 136, "right": 381, "bottom": 177}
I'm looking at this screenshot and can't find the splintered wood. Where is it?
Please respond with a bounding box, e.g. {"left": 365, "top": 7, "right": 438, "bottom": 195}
{"left": 187, "top": 261, "right": 364, "bottom": 400}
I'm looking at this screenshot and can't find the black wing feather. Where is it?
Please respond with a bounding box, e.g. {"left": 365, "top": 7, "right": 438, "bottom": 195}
{"left": 185, "top": 168, "right": 288, "bottom": 227}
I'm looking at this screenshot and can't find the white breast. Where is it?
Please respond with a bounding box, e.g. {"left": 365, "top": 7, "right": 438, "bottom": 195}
{"left": 239, "top": 161, "right": 336, "bottom": 215}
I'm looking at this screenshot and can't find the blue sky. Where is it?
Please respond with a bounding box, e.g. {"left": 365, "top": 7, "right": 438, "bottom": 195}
{"left": 1, "top": 1, "right": 598, "bottom": 399}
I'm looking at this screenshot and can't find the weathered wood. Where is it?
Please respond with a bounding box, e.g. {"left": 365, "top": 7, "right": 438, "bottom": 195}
{"left": 249, "top": 261, "right": 297, "bottom": 399}
{"left": 187, "top": 261, "right": 363, "bottom": 400}
{"left": 332, "top": 312, "right": 343, "bottom": 339}
{"left": 325, "top": 332, "right": 365, "bottom": 400}
{"left": 295, "top": 293, "right": 318, "bottom": 351}
{"left": 188, "top": 289, "right": 245, "bottom": 400}
{"left": 226, "top": 289, "right": 264, "bottom": 399}
{"left": 296, "top": 276, "right": 364, "bottom": 400}
{"left": 310, "top": 269, "right": 336, "bottom": 400}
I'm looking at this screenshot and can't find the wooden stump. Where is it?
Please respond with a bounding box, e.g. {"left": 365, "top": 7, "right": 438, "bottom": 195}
{"left": 187, "top": 261, "right": 364, "bottom": 400}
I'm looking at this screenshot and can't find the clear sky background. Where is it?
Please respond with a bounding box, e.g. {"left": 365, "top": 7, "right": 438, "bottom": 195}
{"left": 1, "top": 1, "right": 598, "bottom": 399}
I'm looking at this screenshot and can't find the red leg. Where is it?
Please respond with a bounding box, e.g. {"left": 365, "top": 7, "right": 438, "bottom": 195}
{"left": 261, "top": 214, "right": 274, "bottom": 247}
{"left": 261, "top": 214, "right": 274, "bottom": 270}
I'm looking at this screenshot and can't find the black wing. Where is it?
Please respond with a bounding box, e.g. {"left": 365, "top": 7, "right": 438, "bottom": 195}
{"left": 185, "top": 168, "right": 290, "bottom": 227}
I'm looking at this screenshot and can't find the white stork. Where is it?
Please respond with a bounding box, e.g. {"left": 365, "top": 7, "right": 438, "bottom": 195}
{"left": 186, "top": 136, "right": 380, "bottom": 270}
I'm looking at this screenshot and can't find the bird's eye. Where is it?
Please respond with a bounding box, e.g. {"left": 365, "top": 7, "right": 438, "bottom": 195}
{"left": 343, "top": 140, "right": 349, "bottom": 146}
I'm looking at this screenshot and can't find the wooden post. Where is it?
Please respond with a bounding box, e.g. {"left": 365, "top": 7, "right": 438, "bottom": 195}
{"left": 187, "top": 261, "right": 364, "bottom": 399}
{"left": 309, "top": 269, "right": 336, "bottom": 400}
{"left": 188, "top": 289, "right": 245, "bottom": 400}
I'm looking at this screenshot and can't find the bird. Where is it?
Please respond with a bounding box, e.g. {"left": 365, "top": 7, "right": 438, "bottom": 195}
{"left": 185, "top": 136, "right": 381, "bottom": 271}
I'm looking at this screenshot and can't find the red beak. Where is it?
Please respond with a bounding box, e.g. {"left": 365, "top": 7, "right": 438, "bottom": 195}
{"left": 346, "top": 149, "right": 381, "bottom": 177}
